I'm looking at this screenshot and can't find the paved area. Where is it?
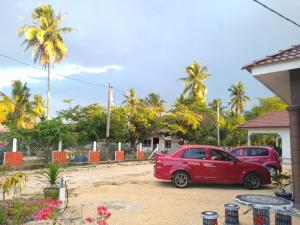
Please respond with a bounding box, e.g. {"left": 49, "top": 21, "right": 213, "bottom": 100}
{"left": 22, "top": 162, "right": 299, "bottom": 225}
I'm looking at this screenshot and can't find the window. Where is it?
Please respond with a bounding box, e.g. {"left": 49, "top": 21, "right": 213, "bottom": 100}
{"left": 164, "top": 140, "right": 171, "bottom": 149}
{"left": 209, "top": 149, "right": 235, "bottom": 162}
{"left": 182, "top": 148, "right": 206, "bottom": 160}
{"left": 142, "top": 139, "right": 151, "bottom": 148}
{"left": 246, "top": 148, "right": 269, "bottom": 156}
{"left": 231, "top": 148, "right": 245, "bottom": 157}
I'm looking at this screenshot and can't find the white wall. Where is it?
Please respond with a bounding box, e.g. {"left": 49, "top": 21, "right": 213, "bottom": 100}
{"left": 247, "top": 127, "right": 291, "bottom": 163}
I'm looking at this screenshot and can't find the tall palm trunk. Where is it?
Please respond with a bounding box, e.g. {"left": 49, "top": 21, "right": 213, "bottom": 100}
{"left": 47, "top": 64, "right": 51, "bottom": 120}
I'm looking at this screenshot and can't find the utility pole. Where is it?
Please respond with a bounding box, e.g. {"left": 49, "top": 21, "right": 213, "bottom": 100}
{"left": 217, "top": 100, "right": 220, "bottom": 147}
{"left": 106, "top": 83, "right": 112, "bottom": 141}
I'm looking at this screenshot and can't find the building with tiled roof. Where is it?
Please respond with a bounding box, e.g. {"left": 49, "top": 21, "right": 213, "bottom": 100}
{"left": 239, "top": 111, "right": 289, "bottom": 129}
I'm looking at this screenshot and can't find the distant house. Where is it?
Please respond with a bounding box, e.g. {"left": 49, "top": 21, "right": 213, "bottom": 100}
{"left": 142, "top": 133, "right": 179, "bottom": 152}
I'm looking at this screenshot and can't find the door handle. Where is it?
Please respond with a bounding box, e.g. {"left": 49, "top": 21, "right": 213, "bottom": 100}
{"left": 206, "top": 163, "right": 217, "bottom": 168}
{"left": 182, "top": 162, "right": 188, "bottom": 164}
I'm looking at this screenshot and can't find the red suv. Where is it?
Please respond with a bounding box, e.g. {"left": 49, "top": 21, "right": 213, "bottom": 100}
{"left": 154, "top": 145, "right": 271, "bottom": 189}
{"left": 230, "top": 146, "right": 282, "bottom": 176}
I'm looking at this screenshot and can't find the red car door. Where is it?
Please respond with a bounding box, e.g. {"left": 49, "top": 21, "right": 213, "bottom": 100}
{"left": 204, "top": 149, "right": 243, "bottom": 183}
{"left": 177, "top": 148, "right": 207, "bottom": 181}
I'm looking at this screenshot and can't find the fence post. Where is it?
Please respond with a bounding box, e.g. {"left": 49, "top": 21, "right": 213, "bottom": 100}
{"left": 89, "top": 141, "right": 100, "bottom": 163}
{"left": 136, "top": 142, "right": 145, "bottom": 160}
{"left": 115, "top": 142, "right": 124, "bottom": 161}
{"left": 4, "top": 138, "right": 23, "bottom": 168}
{"left": 52, "top": 141, "right": 67, "bottom": 165}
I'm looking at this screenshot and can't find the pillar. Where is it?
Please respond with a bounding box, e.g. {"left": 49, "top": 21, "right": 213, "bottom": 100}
{"left": 247, "top": 133, "right": 251, "bottom": 146}
{"left": 288, "top": 105, "right": 300, "bottom": 208}
{"left": 288, "top": 68, "right": 300, "bottom": 208}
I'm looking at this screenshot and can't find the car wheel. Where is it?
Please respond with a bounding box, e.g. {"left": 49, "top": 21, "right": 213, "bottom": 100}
{"left": 172, "top": 171, "right": 189, "bottom": 188}
{"left": 266, "top": 166, "right": 277, "bottom": 176}
{"left": 244, "top": 173, "right": 261, "bottom": 190}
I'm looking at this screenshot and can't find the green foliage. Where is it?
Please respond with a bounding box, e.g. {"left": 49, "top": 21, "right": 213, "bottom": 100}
{"left": 228, "top": 81, "right": 250, "bottom": 115}
{"left": 40, "top": 164, "right": 61, "bottom": 187}
{"left": 220, "top": 114, "right": 247, "bottom": 146}
{"left": 57, "top": 104, "right": 106, "bottom": 142}
{"left": 33, "top": 119, "right": 75, "bottom": 146}
{"left": 162, "top": 103, "right": 202, "bottom": 142}
{"left": 141, "top": 92, "right": 166, "bottom": 116}
{"left": 245, "top": 96, "right": 287, "bottom": 120}
{"left": 180, "top": 61, "right": 209, "bottom": 104}
{"left": 0, "top": 80, "right": 45, "bottom": 129}
{"left": 272, "top": 172, "right": 291, "bottom": 193}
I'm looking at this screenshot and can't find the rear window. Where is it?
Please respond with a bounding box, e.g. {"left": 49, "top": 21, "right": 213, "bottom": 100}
{"left": 182, "top": 148, "right": 206, "bottom": 159}
{"left": 165, "top": 145, "right": 181, "bottom": 156}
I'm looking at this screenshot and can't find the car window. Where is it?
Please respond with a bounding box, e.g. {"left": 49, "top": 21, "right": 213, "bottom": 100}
{"left": 182, "top": 148, "right": 206, "bottom": 159}
{"left": 231, "top": 148, "right": 245, "bottom": 157}
{"left": 256, "top": 148, "right": 269, "bottom": 156}
{"left": 245, "top": 148, "right": 269, "bottom": 156}
{"left": 165, "top": 145, "right": 182, "bottom": 156}
{"left": 209, "top": 149, "right": 235, "bottom": 162}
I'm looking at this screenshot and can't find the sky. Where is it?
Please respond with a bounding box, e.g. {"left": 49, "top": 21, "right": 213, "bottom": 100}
{"left": 1, "top": 0, "right": 300, "bottom": 116}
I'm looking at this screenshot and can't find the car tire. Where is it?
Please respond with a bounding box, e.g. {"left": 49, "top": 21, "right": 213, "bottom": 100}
{"left": 244, "top": 173, "right": 261, "bottom": 190}
{"left": 266, "top": 166, "right": 277, "bottom": 177}
{"left": 172, "top": 171, "right": 189, "bottom": 188}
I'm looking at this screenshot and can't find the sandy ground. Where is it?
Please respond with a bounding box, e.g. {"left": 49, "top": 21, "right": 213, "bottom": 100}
{"left": 20, "top": 162, "right": 299, "bottom": 225}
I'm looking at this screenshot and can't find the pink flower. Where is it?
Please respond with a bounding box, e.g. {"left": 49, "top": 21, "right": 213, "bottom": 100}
{"left": 85, "top": 217, "right": 93, "bottom": 223}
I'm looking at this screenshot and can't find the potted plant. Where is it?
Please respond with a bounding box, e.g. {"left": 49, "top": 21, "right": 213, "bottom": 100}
{"left": 272, "top": 172, "right": 292, "bottom": 200}
{"left": 40, "top": 164, "right": 61, "bottom": 200}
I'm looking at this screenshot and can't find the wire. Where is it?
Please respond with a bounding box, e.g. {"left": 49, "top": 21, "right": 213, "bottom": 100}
{"left": 0, "top": 54, "right": 127, "bottom": 94}
{"left": 252, "top": 0, "right": 300, "bottom": 28}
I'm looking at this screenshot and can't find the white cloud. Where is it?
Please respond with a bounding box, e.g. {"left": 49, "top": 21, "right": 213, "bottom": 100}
{"left": 0, "top": 64, "right": 123, "bottom": 89}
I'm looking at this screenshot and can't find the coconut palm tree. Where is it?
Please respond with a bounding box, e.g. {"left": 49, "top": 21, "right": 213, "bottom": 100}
{"left": 18, "top": 5, "right": 72, "bottom": 120}
{"left": 0, "top": 80, "right": 34, "bottom": 128}
{"left": 32, "top": 94, "right": 46, "bottom": 123}
{"left": 228, "top": 81, "right": 250, "bottom": 115}
{"left": 180, "top": 61, "right": 209, "bottom": 104}
{"left": 123, "top": 88, "right": 139, "bottom": 108}
{"left": 142, "top": 92, "right": 166, "bottom": 116}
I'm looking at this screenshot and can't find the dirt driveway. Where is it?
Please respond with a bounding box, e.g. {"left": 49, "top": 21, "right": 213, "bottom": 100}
{"left": 22, "top": 161, "right": 299, "bottom": 225}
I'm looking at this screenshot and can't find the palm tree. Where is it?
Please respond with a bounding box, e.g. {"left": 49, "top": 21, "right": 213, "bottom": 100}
{"left": 142, "top": 92, "right": 166, "bottom": 116}
{"left": 228, "top": 81, "right": 250, "bottom": 115}
{"left": 180, "top": 61, "right": 209, "bottom": 104}
{"left": 18, "top": 5, "right": 72, "bottom": 120}
{"left": 0, "top": 80, "right": 34, "bottom": 128}
{"left": 123, "top": 88, "right": 139, "bottom": 108}
{"left": 32, "top": 94, "right": 46, "bottom": 123}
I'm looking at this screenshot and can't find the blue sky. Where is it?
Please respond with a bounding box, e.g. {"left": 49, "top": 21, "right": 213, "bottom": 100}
{"left": 1, "top": 0, "right": 300, "bottom": 115}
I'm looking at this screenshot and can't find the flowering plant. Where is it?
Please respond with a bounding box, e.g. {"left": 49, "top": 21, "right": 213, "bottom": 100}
{"left": 33, "top": 197, "right": 62, "bottom": 223}
{"left": 85, "top": 205, "right": 111, "bottom": 225}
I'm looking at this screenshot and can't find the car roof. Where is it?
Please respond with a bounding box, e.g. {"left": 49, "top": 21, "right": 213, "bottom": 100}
{"left": 231, "top": 146, "right": 272, "bottom": 149}
{"left": 180, "top": 145, "right": 224, "bottom": 150}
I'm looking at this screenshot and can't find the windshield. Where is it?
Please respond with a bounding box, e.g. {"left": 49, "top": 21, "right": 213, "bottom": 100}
{"left": 165, "top": 145, "right": 182, "bottom": 156}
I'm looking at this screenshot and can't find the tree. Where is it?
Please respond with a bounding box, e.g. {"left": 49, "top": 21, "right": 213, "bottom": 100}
{"left": 57, "top": 104, "right": 106, "bottom": 142}
{"left": 142, "top": 92, "right": 166, "bottom": 116}
{"left": 244, "top": 96, "right": 287, "bottom": 120}
{"left": 228, "top": 81, "right": 250, "bottom": 115}
{"left": 18, "top": 5, "right": 72, "bottom": 120}
{"left": 0, "top": 80, "right": 33, "bottom": 129}
{"left": 180, "top": 61, "right": 209, "bottom": 104}
{"left": 32, "top": 94, "right": 46, "bottom": 123}
{"left": 123, "top": 88, "right": 139, "bottom": 107}
{"left": 162, "top": 104, "right": 202, "bottom": 143}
